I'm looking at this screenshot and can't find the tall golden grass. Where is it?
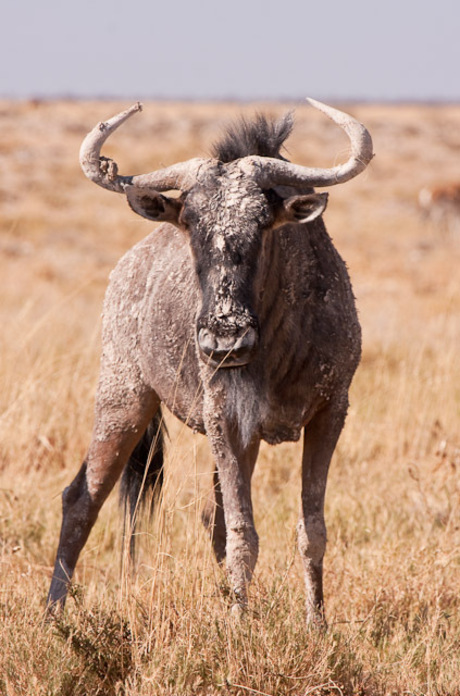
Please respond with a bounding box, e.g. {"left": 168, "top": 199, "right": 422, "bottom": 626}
{"left": 0, "top": 100, "right": 459, "bottom": 695}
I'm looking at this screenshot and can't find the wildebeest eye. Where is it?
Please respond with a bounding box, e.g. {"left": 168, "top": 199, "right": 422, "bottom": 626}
{"left": 230, "top": 249, "right": 243, "bottom": 266}
{"left": 179, "top": 203, "right": 198, "bottom": 230}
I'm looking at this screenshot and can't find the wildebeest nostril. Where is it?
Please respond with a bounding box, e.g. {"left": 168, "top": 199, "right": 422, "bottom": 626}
{"left": 197, "top": 328, "right": 218, "bottom": 356}
{"left": 198, "top": 326, "right": 258, "bottom": 366}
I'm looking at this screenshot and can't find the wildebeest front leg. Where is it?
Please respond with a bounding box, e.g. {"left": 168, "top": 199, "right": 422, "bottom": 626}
{"left": 205, "top": 415, "right": 260, "bottom": 610}
{"left": 47, "top": 389, "right": 158, "bottom": 612}
{"left": 202, "top": 435, "right": 259, "bottom": 568}
{"left": 297, "top": 402, "right": 347, "bottom": 627}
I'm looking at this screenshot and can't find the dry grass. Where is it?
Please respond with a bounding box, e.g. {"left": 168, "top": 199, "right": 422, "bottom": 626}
{"left": 0, "top": 100, "right": 459, "bottom": 695}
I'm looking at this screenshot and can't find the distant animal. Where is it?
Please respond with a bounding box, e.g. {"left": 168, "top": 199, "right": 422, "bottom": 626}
{"left": 47, "top": 99, "right": 373, "bottom": 626}
{"left": 419, "top": 183, "right": 460, "bottom": 239}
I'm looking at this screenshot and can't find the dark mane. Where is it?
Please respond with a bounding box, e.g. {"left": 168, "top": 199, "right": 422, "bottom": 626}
{"left": 211, "top": 112, "right": 294, "bottom": 163}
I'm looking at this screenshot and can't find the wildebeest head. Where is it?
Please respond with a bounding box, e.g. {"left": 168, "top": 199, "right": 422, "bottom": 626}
{"left": 79, "top": 100, "right": 373, "bottom": 368}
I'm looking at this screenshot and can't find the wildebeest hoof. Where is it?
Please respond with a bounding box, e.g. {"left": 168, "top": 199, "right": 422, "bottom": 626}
{"left": 230, "top": 601, "right": 247, "bottom": 622}
{"left": 306, "top": 610, "right": 327, "bottom": 633}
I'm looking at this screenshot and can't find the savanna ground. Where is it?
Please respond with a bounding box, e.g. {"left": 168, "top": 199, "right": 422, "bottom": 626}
{"left": 0, "top": 99, "right": 459, "bottom": 695}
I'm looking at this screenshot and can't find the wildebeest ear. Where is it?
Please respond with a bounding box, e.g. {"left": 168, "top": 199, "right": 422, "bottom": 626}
{"left": 283, "top": 193, "right": 328, "bottom": 223}
{"left": 126, "top": 188, "right": 183, "bottom": 224}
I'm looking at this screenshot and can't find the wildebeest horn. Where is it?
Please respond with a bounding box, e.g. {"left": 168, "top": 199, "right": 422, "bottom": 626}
{"left": 80, "top": 99, "right": 373, "bottom": 194}
{"left": 241, "top": 98, "right": 374, "bottom": 189}
{"left": 79, "top": 102, "right": 206, "bottom": 193}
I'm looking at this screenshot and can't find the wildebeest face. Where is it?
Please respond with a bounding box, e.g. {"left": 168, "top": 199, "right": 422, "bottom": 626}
{"left": 126, "top": 163, "right": 328, "bottom": 368}
{"left": 179, "top": 172, "right": 274, "bottom": 368}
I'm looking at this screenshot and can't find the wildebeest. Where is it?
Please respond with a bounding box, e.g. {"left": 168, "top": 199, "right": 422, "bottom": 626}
{"left": 419, "top": 182, "right": 460, "bottom": 239}
{"left": 47, "top": 99, "right": 373, "bottom": 625}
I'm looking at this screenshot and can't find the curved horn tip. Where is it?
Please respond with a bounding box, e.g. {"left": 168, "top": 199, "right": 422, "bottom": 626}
{"left": 98, "top": 102, "right": 144, "bottom": 132}
{"left": 305, "top": 97, "right": 324, "bottom": 109}
{"left": 124, "top": 101, "right": 143, "bottom": 114}
{"left": 305, "top": 97, "right": 350, "bottom": 119}
{"left": 306, "top": 97, "right": 374, "bottom": 163}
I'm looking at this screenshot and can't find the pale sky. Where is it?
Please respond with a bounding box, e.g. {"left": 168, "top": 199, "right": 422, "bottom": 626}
{"left": 2, "top": 0, "right": 459, "bottom": 101}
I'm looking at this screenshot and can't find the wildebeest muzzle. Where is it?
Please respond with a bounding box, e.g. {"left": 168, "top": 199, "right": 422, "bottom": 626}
{"left": 197, "top": 315, "right": 259, "bottom": 368}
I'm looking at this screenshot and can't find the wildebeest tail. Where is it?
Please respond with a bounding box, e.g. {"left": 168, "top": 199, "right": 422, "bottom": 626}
{"left": 119, "top": 410, "right": 165, "bottom": 561}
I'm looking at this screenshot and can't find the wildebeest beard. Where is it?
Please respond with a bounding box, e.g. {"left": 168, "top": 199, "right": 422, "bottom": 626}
{"left": 212, "top": 365, "right": 265, "bottom": 449}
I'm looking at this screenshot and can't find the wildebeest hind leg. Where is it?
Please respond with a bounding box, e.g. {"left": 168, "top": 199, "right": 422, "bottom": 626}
{"left": 47, "top": 389, "right": 159, "bottom": 612}
{"left": 201, "top": 466, "right": 227, "bottom": 564}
